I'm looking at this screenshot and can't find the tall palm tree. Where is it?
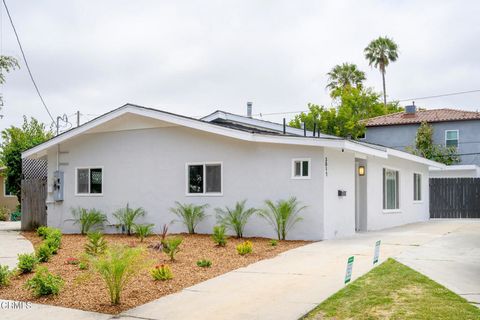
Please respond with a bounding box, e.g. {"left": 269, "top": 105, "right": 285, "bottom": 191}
{"left": 326, "top": 63, "right": 366, "bottom": 95}
{"left": 364, "top": 36, "right": 399, "bottom": 106}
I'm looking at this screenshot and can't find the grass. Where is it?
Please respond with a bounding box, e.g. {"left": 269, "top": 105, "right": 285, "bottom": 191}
{"left": 302, "top": 258, "right": 480, "bottom": 320}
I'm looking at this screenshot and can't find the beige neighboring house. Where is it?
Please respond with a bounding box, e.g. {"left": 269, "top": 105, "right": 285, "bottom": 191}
{"left": 0, "top": 167, "right": 19, "bottom": 214}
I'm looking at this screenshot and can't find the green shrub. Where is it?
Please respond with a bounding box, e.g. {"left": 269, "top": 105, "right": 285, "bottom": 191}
{"left": 25, "top": 266, "right": 64, "bottom": 297}
{"left": 36, "top": 226, "right": 50, "bottom": 239}
{"left": 10, "top": 211, "right": 21, "bottom": 221}
{"left": 84, "top": 232, "right": 107, "bottom": 256}
{"left": 162, "top": 237, "right": 183, "bottom": 261}
{"left": 134, "top": 224, "right": 154, "bottom": 242}
{"left": 44, "top": 229, "right": 62, "bottom": 254}
{"left": 72, "top": 207, "right": 108, "bottom": 235}
{"left": 269, "top": 239, "right": 278, "bottom": 246}
{"left": 0, "top": 206, "right": 9, "bottom": 221}
{"left": 150, "top": 264, "right": 173, "bottom": 281}
{"left": 170, "top": 202, "right": 208, "bottom": 234}
{"left": 79, "top": 261, "right": 88, "bottom": 270}
{"left": 215, "top": 200, "right": 256, "bottom": 238}
{"left": 236, "top": 241, "right": 253, "bottom": 256}
{"left": 258, "top": 197, "right": 305, "bottom": 240}
{"left": 0, "top": 265, "right": 11, "bottom": 286}
{"left": 17, "top": 253, "right": 38, "bottom": 273}
{"left": 212, "top": 225, "right": 227, "bottom": 246}
{"left": 90, "top": 245, "right": 147, "bottom": 305}
{"left": 196, "top": 259, "right": 212, "bottom": 268}
{"left": 36, "top": 243, "right": 53, "bottom": 262}
{"left": 113, "top": 204, "right": 146, "bottom": 236}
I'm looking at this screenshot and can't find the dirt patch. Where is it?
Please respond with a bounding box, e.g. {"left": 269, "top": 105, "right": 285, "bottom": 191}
{"left": 0, "top": 232, "right": 309, "bottom": 314}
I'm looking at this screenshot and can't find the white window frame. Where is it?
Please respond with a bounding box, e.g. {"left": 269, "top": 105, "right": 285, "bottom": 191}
{"left": 75, "top": 166, "right": 104, "bottom": 197}
{"left": 185, "top": 162, "right": 223, "bottom": 196}
{"left": 445, "top": 130, "right": 459, "bottom": 148}
{"left": 413, "top": 172, "right": 422, "bottom": 203}
{"left": 291, "top": 158, "right": 311, "bottom": 179}
{"left": 3, "top": 178, "right": 15, "bottom": 197}
{"left": 382, "top": 166, "right": 401, "bottom": 213}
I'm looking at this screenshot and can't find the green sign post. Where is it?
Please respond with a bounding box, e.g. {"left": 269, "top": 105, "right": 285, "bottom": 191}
{"left": 344, "top": 256, "right": 354, "bottom": 284}
{"left": 373, "top": 240, "right": 381, "bottom": 264}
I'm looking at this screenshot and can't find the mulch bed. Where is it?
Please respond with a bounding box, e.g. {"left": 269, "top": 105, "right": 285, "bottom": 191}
{"left": 0, "top": 232, "right": 310, "bottom": 314}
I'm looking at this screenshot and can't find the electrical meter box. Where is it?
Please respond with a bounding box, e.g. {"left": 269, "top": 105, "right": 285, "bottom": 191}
{"left": 53, "top": 170, "right": 64, "bottom": 201}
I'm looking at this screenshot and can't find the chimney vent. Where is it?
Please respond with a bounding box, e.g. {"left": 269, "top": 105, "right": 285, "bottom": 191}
{"left": 405, "top": 101, "right": 416, "bottom": 115}
{"left": 247, "top": 102, "right": 253, "bottom": 118}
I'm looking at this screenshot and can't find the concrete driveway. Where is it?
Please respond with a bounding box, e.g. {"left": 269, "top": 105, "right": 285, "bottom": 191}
{"left": 0, "top": 221, "right": 34, "bottom": 269}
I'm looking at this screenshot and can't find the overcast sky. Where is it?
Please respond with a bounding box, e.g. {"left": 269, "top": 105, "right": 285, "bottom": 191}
{"left": 0, "top": 0, "right": 479, "bottom": 132}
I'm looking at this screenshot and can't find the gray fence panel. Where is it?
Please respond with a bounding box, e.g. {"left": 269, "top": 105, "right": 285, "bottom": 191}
{"left": 430, "top": 178, "right": 480, "bottom": 218}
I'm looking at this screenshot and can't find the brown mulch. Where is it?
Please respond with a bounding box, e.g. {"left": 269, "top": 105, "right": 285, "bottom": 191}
{"left": 0, "top": 232, "right": 310, "bottom": 314}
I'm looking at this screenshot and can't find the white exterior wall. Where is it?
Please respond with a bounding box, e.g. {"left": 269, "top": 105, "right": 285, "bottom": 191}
{"left": 429, "top": 166, "right": 480, "bottom": 178}
{"left": 323, "top": 148, "right": 356, "bottom": 239}
{"left": 45, "top": 126, "right": 325, "bottom": 240}
{"left": 365, "top": 155, "right": 430, "bottom": 230}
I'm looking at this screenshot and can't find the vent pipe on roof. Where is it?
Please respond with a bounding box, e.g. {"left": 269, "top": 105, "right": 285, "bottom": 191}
{"left": 283, "top": 118, "right": 286, "bottom": 134}
{"left": 405, "top": 101, "right": 416, "bottom": 114}
{"left": 247, "top": 102, "right": 253, "bottom": 118}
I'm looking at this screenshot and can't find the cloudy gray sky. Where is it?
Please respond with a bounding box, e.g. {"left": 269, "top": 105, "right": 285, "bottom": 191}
{"left": 0, "top": 0, "right": 479, "bottom": 132}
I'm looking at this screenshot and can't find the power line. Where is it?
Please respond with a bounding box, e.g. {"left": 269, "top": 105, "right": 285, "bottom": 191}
{"left": 394, "top": 89, "right": 480, "bottom": 103}
{"left": 2, "top": 0, "right": 55, "bottom": 124}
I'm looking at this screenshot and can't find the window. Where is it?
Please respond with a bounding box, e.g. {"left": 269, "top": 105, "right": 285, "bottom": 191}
{"left": 4, "top": 179, "right": 15, "bottom": 197}
{"left": 445, "top": 130, "right": 459, "bottom": 147}
{"left": 383, "top": 168, "right": 399, "bottom": 210}
{"left": 413, "top": 173, "right": 422, "bottom": 201}
{"left": 76, "top": 168, "right": 103, "bottom": 195}
{"left": 292, "top": 159, "right": 311, "bottom": 179}
{"left": 187, "top": 163, "right": 222, "bottom": 195}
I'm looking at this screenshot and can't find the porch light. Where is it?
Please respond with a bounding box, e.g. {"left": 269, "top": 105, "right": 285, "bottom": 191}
{"left": 358, "top": 166, "right": 365, "bottom": 176}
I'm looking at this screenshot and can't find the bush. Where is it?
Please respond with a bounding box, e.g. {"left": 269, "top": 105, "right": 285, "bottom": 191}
{"left": 36, "top": 243, "right": 53, "bottom": 263}
{"left": 150, "top": 264, "right": 173, "bottom": 281}
{"left": 0, "top": 206, "right": 9, "bottom": 221}
{"left": 25, "top": 266, "right": 64, "bottom": 297}
{"left": 72, "top": 207, "right": 108, "bottom": 235}
{"left": 236, "top": 241, "right": 253, "bottom": 256}
{"left": 10, "top": 211, "right": 21, "bottom": 221}
{"left": 44, "top": 229, "right": 62, "bottom": 254}
{"left": 134, "top": 224, "right": 154, "bottom": 242}
{"left": 161, "top": 237, "right": 183, "bottom": 261}
{"left": 90, "top": 245, "right": 147, "bottom": 305}
{"left": 113, "top": 204, "right": 146, "bottom": 236}
{"left": 170, "top": 202, "right": 208, "bottom": 234}
{"left": 215, "top": 200, "right": 256, "bottom": 238}
{"left": 79, "top": 261, "right": 88, "bottom": 270}
{"left": 36, "top": 226, "right": 50, "bottom": 239}
{"left": 211, "top": 225, "right": 227, "bottom": 246}
{"left": 0, "top": 265, "right": 11, "bottom": 286}
{"left": 84, "top": 232, "right": 107, "bottom": 256}
{"left": 258, "top": 197, "right": 305, "bottom": 240}
{"left": 17, "top": 253, "right": 38, "bottom": 273}
{"left": 196, "top": 259, "right": 212, "bottom": 268}
{"left": 269, "top": 239, "right": 278, "bottom": 247}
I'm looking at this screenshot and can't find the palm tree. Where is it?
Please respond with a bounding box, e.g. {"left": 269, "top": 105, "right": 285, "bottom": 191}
{"left": 364, "top": 36, "right": 399, "bottom": 106}
{"left": 326, "top": 63, "right": 366, "bottom": 95}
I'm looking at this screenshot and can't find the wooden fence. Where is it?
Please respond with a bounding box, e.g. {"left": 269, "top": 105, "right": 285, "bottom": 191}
{"left": 430, "top": 178, "right": 480, "bottom": 219}
{"left": 21, "top": 178, "right": 47, "bottom": 230}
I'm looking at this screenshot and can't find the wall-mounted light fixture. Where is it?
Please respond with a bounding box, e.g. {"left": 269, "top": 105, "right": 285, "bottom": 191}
{"left": 358, "top": 166, "right": 365, "bottom": 176}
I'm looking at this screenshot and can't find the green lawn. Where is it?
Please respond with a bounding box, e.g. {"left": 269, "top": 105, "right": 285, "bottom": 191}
{"left": 302, "top": 258, "right": 480, "bottom": 320}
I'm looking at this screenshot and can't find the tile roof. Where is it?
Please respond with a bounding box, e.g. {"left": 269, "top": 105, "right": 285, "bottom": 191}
{"left": 364, "top": 108, "right": 480, "bottom": 127}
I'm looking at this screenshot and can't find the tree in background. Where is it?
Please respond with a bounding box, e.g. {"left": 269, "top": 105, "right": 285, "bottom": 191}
{"left": 0, "top": 117, "right": 53, "bottom": 203}
{"left": 407, "top": 122, "right": 460, "bottom": 165}
{"left": 364, "top": 36, "right": 399, "bottom": 106}
{"left": 289, "top": 87, "right": 403, "bottom": 139}
{"left": 0, "top": 56, "right": 19, "bottom": 110}
{"left": 326, "top": 63, "right": 366, "bottom": 96}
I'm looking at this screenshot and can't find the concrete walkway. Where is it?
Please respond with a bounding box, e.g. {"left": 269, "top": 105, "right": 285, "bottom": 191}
{"left": 0, "top": 222, "right": 34, "bottom": 269}
{"left": 397, "top": 220, "right": 480, "bottom": 306}
{"left": 120, "top": 220, "right": 478, "bottom": 320}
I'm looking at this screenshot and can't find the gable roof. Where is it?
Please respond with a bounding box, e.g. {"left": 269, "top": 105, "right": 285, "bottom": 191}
{"left": 21, "top": 103, "right": 444, "bottom": 168}
{"left": 364, "top": 108, "right": 480, "bottom": 127}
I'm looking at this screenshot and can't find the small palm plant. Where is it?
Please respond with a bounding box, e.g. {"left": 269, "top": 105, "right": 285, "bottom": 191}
{"left": 85, "top": 232, "right": 108, "bottom": 256}
{"left": 71, "top": 208, "right": 108, "bottom": 234}
{"left": 215, "top": 200, "right": 256, "bottom": 238}
{"left": 258, "top": 197, "right": 305, "bottom": 240}
{"left": 134, "top": 224, "right": 154, "bottom": 242}
{"left": 170, "top": 202, "right": 208, "bottom": 234}
{"left": 113, "top": 204, "right": 146, "bottom": 235}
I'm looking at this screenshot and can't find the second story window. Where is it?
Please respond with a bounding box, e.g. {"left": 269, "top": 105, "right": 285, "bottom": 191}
{"left": 445, "top": 130, "right": 459, "bottom": 148}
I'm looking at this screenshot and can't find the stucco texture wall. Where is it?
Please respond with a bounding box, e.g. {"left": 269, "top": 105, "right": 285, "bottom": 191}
{"left": 45, "top": 126, "right": 325, "bottom": 240}
{"left": 0, "top": 175, "right": 19, "bottom": 213}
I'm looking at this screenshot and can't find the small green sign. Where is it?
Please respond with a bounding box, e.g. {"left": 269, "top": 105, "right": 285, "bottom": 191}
{"left": 373, "top": 240, "right": 381, "bottom": 264}
{"left": 344, "top": 256, "right": 354, "bottom": 284}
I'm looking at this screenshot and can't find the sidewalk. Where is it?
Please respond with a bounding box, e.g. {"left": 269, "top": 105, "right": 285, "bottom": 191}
{"left": 0, "top": 222, "right": 34, "bottom": 269}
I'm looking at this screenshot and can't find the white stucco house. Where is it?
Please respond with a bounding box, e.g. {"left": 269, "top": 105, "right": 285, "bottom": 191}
{"left": 22, "top": 104, "right": 444, "bottom": 240}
